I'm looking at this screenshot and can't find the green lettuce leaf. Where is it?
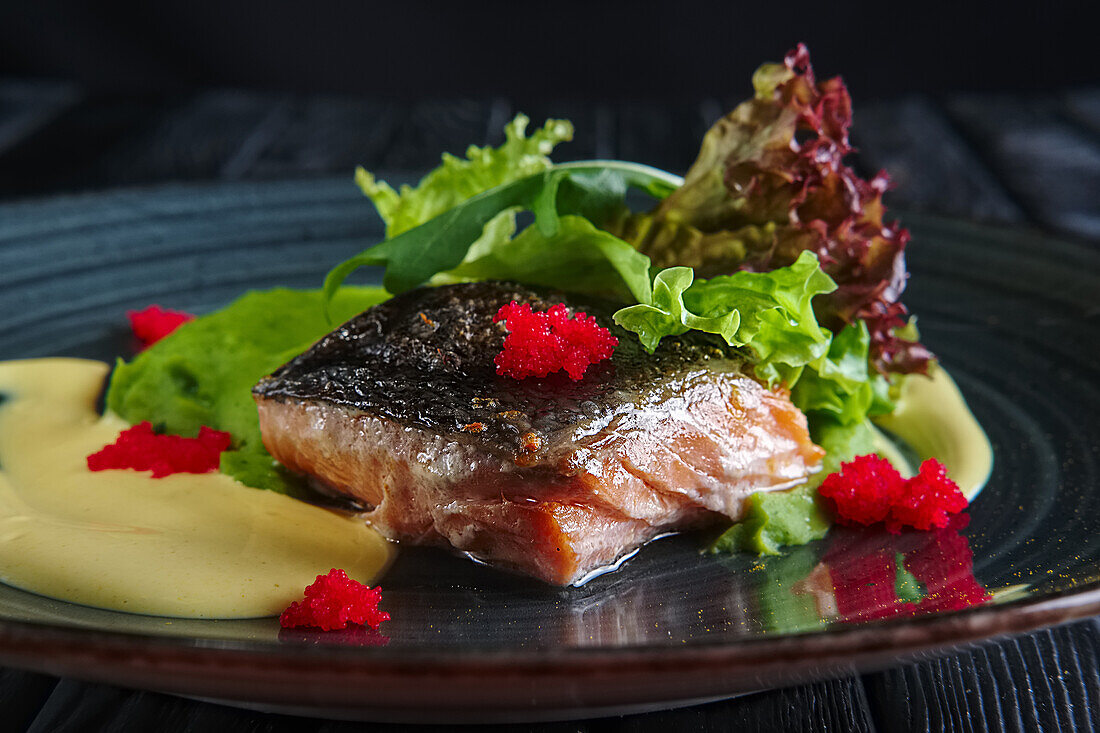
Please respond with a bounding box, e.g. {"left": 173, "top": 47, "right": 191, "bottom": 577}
{"left": 107, "top": 287, "right": 391, "bottom": 496}
{"left": 791, "top": 321, "right": 897, "bottom": 426}
{"left": 357, "top": 114, "right": 573, "bottom": 238}
{"left": 605, "top": 45, "right": 933, "bottom": 376}
{"left": 613, "top": 250, "right": 835, "bottom": 383}
{"left": 436, "top": 214, "right": 653, "bottom": 304}
{"left": 323, "top": 160, "right": 681, "bottom": 307}
{"left": 791, "top": 322, "right": 872, "bottom": 425}
{"left": 610, "top": 266, "right": 735, "bottom": 350}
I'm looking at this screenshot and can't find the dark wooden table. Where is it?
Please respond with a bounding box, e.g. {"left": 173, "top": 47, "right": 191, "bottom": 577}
{"left": 1, "top": 81, "right": 1099, "bottom": 731}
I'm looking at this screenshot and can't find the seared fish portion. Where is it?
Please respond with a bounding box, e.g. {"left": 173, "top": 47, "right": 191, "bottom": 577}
{"left": 253, "top": 282, "right": 823, "bottom": 585}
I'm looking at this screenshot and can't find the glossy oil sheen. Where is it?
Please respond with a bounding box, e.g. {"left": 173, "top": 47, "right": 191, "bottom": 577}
{"left": 0, "top": 181, "right": 1097, "bottom": 716}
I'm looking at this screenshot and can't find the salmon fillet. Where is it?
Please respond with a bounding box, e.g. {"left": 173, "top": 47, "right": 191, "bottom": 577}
{"left": 253, "top": 282, "right": 823, "bottom": 585}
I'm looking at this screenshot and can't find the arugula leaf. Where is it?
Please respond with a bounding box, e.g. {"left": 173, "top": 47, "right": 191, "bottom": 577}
{"left": 613, "top": 251, "right": 835, "bottom": 383}
{"left": 323, "top": 161, "right": 682, "bottom": 312}
{"left": 357, "top": 114, "right": 573, "bottom": 238}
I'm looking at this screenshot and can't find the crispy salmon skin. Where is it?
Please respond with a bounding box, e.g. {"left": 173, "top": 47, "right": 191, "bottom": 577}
{"left": 253, "top": 281, "right": 823, "bottom": 584}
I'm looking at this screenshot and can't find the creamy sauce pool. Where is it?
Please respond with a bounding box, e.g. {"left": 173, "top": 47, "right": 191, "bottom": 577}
{"left": 0, "top": 359, "right": 393, "bottom": 618}
{"left": 874, "top": 365, "right": 993, "bottom": 500}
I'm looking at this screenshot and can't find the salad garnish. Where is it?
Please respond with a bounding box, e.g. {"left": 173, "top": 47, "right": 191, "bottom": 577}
{"left": 101, "top": 43, "right": 979, "bottom": 561}
{"left": 608, "top": 43, "right": 933, "bottom": 378}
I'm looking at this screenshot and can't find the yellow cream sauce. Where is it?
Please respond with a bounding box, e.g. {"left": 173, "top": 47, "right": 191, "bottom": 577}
{"left": 0, "top": 359, "right": 393, "bottom": 619}
{"left": 874, "top": 365, "right": 993, "bottom": 500}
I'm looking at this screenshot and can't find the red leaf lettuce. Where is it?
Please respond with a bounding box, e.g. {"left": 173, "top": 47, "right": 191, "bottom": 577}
{"left": 609, "top": 44, "right": 932, "bottom": 375}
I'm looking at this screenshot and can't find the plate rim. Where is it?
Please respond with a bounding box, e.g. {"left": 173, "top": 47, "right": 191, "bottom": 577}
{"left": 2, "top": 184, "right": 1100, "bottom": 719}
{"left": 2, "top": 581, "right": 1100, "bottom": 720}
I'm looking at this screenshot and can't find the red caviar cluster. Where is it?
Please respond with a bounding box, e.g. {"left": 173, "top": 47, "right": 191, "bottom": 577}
{"left": 128, "top": 305, "right": 194, "bottom": 348}
{"left": 280, "top": 569, "right": 390, "bottom": 631}
{"left": 819, "top": 455, "right": 968, "bottom": 532}
{"left": 86, "top": 422, "right": 232, "bottom": 478}
{"left": 493, "top": 301, "right": 617, "bottom": 381}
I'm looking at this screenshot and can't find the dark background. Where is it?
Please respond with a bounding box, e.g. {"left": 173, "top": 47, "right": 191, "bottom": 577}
{"left": 1, "top": 1, "right": 1097, "bottom": 101}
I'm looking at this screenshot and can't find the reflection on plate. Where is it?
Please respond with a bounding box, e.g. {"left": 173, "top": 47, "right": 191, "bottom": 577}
{"left": 1, "top": 181, "right": 1099, "bottom": 722}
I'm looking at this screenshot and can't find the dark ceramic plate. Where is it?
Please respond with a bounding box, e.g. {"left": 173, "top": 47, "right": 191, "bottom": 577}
{"left": 1, "top": 180, "right": 1098, "bottom": 723}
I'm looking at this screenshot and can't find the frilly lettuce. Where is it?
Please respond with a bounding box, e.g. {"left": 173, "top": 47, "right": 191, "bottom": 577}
{"left": 610, "top": 250, "right": 894, "bottom": 429}
{"left": 605, "top": 45, "right": 932, "bottom": 376}
{"left": 791, "top": 321, "right": 894, "bottom": 426}
{"left": 613, "top": 251, "right": 835, "bottom": 384}
{"left": 357, "top": 114, "right": 573, "bottom": 238}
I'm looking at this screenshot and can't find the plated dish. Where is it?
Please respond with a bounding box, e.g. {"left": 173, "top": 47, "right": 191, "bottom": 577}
{"left": 2, "top": 46, "right": 987, "bottom": 610}
{"left": 1, "top": 181, "right": 1099, "bottom": 724}
{"left": 1, "top": 47, "right": 1099, "bottom": 721}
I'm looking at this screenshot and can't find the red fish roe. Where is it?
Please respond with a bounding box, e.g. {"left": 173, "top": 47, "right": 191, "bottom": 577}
{"left": 819, "top": 454, "right": 905, "bottom": 526}
{"left": 886, "top": 458, "right": 970, "bottom": 532}
{"left": 819, "top": 455, "right": 967, "bottom": 531}
{"left": 279, "top": 569, "right": 390, "bottom": 631}
{"left": 128, "top": 305, "right": 194, "bottom": 348}
{"left": 493, "top": 301, "right": 618, "bottom": 381}
{"left": 86, "top": 422, "right": 232, "bottom": 478}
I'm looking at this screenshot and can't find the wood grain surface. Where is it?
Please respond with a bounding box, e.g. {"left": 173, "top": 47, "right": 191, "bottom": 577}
{"left": 0, "top": 82, "right": 1098, "bottom": 732}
